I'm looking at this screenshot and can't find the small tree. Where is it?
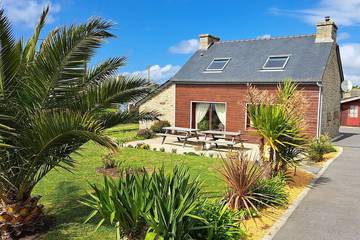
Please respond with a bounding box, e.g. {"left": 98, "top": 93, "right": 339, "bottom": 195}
{"left": 247, "top": 80, "right": 307, "bottom": 175}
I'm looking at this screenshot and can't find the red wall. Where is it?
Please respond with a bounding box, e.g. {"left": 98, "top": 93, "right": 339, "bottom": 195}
{"left": 175, "top": 84, "right": 320, "bottom": 143}
{"left": 341, "top": 100, "right": 360, "bottom": 126}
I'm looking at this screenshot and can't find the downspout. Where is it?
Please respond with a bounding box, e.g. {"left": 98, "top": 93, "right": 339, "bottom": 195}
{"left": 316, "top": 82, "right": 323, "bottom": 138}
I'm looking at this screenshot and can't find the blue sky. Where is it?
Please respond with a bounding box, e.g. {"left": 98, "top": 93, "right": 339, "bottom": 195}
{"left": 3, "top": 0, "right": 360, "bottom": 84}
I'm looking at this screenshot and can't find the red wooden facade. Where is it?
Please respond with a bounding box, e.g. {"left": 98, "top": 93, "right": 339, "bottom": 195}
{"left": 341, "top": 99, "right": 360, "bottom": 126}
{"left": 175, "top": 84, "right": 320, "bottom": 143}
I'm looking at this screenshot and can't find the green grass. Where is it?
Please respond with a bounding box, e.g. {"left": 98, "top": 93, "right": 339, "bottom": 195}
{"left": 34, "top": 124, "right": 226, "bottom": 239}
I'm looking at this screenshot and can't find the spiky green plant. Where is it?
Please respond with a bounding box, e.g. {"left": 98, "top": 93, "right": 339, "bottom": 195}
{"left": 0, "top": 7, "right": 157, "bottom": 239}
{"left": 221, "top": 153, "right": 286, "bottom": 218}
{"left": 81, "top": 171, "right": 152, "bottom": 239}
{"left": 144, "top": 166, "right": 202, "bottom": 240}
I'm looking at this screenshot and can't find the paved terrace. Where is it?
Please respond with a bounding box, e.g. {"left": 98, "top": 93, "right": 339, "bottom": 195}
{"left": 125, "top": 135, "right": 259, "bottom": 158}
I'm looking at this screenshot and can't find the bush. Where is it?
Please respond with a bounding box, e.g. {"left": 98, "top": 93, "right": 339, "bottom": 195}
{"left": 221, "top": 153, "right": 288, "bottom": 218}
{"left": 137, "top": 128, "right": 154, "bottom": 139}
{"left": 144, "top": 166, "right": 202, "bottom": 240}
{"left": 171, "top": 148, "right": 177, "bottom": 154}
{"left": 191, "top": 201, "right": 246, "bottom": 240}
{"left": 150, "top": 120, "right": 171, "bottom": 133}
{"left": 307, "top": 135, "right": 336, "bottom": 162}
{"left": 102, "top": 154, "right": 118, "bottom": 169}
{"left": 255, "top": 174, "right": 288, "bottom": 207}
{"left": 198, "top": 119, "right": 209, "bottom": 131}
{"left": 152, "top": 147, "right": 157, "bottom": 151}
{"left": 82, "top": 171, "right": 152, "bottom": 239}
{"left": 159, "top": 147, "right": 165, "bottom": 152}
{"left": 136, "top": 142, "right": 150, "bottom": 150}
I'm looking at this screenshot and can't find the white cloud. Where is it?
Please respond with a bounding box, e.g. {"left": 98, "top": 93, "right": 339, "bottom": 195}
{"left": 169, "top": 39, "right": 199, "bottom": 54}
{"left": 256, "top": 34, "right": 271, "bottom": 40}
{"left": 123, "top": 64, "right": 181, "bottom": 84}
{"left": 2, "top": 0, "right": 61, "bottom": 27}
{"left": 271, "top": 0, "right": 360, "bottom": 26}
{"left": 340, "top": 43, "right": 360, "bottom": 84}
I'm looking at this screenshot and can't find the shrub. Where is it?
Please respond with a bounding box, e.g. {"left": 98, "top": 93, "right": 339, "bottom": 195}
{"left": 136, "top": 142, "right": 150, "bottom": 150}
{"left": 191, "top": 201, "right": 246, "bottom": 240}
{"left": 171, "top": 148, "right": 177, "bottom": 154}
{"left": 255, "top": 174, "right": 288, "bottom": 207}
{"left": 82, "top": 171, "right": 152, "bottom": 239}
{"left": 307, "top": 135, "right": 336, "bottom": 162}
{"left": 221, "top": 153, "right": 287, "bottom": 217}
{"left": 150, "top": 120, "right": 171, "bottom": 133}
{"left": 209, "top": 153, "right": 214, "bottom": 158}
{"left": 144, "top": 166, "right": 202, "bottom": 240}
{"left": 137, "top": 128, "right": 154, "bottom": 139}
{"left": 127, "top": 144, "right": 134, "bottom": 148}
{"left": 102, "top": 154, "right": 118, "bottom": 169}
{"left": 152, "top": 147, "right": 157, "bottom": 151}
{"left": 198, "top": 119, "right": 209, "bottom": 131}
{"left": 159, "top": 147, "right": 165, "bottom": 152}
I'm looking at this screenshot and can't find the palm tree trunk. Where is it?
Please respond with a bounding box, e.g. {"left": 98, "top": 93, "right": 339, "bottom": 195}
{"left": 0, "top": 196, "right": 44, "bottom": 239}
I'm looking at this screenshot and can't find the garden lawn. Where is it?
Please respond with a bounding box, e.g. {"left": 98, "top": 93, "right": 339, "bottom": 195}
{"left": 34, "top": 124, "right": 226, "bottom": 239}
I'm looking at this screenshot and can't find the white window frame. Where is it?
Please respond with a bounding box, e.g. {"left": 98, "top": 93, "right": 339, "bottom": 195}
{"left": 204, "top": 58, "right": 231, "bottom": 72}
{"left": 262, "top": 55, "right": 290, "bottom": 70}
{"left": 349, "top": 105, "right": 358, "bottom": 118}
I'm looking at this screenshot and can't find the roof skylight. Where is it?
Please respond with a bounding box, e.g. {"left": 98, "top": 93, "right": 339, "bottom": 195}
{"left": 263, "top": 55, "right": 289, "bottom": 70}
{"left": 205, "top": 58, "right": 230, "bottom": 72}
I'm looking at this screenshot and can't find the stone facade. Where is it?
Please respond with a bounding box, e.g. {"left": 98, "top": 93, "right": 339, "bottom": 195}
{"left": 320, "top": 44, "right": 342, "bottom": 137}
{"left": 315, "top": 17, "right": 337, "bottom": 43}
{"left": 139, "top": 83, "right": 176, "bottom": 129}
{"left": 199, "top": 34, "right": 220, "bottom": 50}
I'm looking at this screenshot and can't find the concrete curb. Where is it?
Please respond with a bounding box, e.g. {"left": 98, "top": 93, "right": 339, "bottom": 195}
{"left": 262, "top": 146, "right": 344, "bottom": 240}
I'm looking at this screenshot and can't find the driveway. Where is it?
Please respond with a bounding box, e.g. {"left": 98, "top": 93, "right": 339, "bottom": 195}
{"left": 272, "top": 127, "right": 360, "bottom": 240}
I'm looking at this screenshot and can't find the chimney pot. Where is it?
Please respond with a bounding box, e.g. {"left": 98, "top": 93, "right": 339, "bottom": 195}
{"left": 199, "top": 34, "right": 220, "bottom": 50}
{"left": 315, "top": 16, "right": 337, "bottom": 43}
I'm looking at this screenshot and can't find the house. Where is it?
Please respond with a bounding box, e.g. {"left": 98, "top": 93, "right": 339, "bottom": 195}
{"left": 340, "top": 89, "right": 360, "bottom": 127}
{"left": 138, "top": 17, "right": 344, "bottom": 142}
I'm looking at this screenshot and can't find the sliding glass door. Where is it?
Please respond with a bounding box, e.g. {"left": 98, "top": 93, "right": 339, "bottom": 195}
{"left": 192, "top": 102, "right": 226, "bottom": 131}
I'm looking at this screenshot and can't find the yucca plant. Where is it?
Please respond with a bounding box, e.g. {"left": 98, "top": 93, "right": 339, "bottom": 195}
{"left": 221, "top": 153, "right": 286, "bottom": 218}
{"left": 248, "top": 104, "right": 305, "bottom": 175}
{"left": 0, "top": 7, "right": 157, "bottom": 239}
{"left": 82, "top": 171, "right": 152, "bottom": 239}
{"left": 144, "top": 166, "right": 202, "bottom": 240}
{"left": 191, "top": 201, "right": 246, "bottom": 240}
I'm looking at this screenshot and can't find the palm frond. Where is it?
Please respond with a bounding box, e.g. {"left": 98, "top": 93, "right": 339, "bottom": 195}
{"left": 102, "top": 110, "right": 160, "bottom": 128}
{"left": 18, "top": 17, "right": 115, "bottom": 110}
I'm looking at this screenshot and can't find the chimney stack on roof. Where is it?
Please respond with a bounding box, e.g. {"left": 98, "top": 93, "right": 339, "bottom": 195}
{"left": 315, "top": 16, "right": 337, "bottom": 43}
{"left": 199, "top": 34, "right": 220, "bottom": 50}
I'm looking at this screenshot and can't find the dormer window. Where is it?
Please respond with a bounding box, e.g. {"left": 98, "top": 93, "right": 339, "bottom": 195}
{"left": 205, "top": 58, "right": 230, "bottom": 72}
{"left": 262, "top": 55, "right": 290, "bottom": 70}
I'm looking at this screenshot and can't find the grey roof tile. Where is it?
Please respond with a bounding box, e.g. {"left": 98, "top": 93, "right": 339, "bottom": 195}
{"left": 171, "top": 35, "right": 333, "bottom": 84}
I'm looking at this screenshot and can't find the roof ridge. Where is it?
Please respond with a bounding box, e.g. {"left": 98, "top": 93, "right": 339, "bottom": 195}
{"left": 219, "top": 34, "right": 316, "bottom": 43}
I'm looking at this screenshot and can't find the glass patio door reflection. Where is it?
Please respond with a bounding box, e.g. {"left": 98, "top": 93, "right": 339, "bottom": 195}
{"left": 192, "top": 102, "right": 226, "bottom": 131}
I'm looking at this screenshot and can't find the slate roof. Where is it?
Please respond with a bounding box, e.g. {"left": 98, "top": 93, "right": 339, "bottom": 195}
{"left": 171, "top": 35, "right": 334, "bottom": 84}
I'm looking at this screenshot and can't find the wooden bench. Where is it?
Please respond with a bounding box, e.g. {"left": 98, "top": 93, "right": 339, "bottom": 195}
{"left": 156, "top": 133, "right": 188, "bottom": 144}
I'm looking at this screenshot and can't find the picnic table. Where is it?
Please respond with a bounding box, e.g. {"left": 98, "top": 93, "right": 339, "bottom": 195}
{"left": 199, "top": 130, "right": 243, "bottom": 149}
{"left": 156, "top": 127, "right": 199, "bottom": 147}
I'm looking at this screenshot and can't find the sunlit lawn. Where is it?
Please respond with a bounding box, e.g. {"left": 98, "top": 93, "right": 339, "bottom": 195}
{"left": 34, "top": 123, "right": 226, "bottom": 239}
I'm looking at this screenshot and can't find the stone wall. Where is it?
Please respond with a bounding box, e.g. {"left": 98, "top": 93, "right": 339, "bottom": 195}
{"left": 320, "top": 44, "right": 342, "bottom": 138}
{"left": 139, "top": 83, "right": 176, "bottom": 129}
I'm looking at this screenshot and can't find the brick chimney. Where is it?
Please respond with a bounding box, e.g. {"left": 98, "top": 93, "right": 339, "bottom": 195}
{"left": 315, "top": 16, "right": 337, "bottom": 43}
{"left": 199, "top": 34, "right": 220, "bottom": 50}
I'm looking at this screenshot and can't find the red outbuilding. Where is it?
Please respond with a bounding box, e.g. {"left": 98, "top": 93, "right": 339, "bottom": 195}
{"left": 341, "top": 96, "right": 360, "bottom": 127}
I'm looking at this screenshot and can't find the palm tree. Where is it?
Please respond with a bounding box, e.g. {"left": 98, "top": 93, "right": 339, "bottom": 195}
{"left": 247, "top": 80, "right": 306, "bottom": 175}
{"left": 0, "top": 7, "right": 157, "bottom": 239}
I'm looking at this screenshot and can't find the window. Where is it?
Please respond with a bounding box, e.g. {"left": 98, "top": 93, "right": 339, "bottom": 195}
{"left": 349, "top": 105, "right": 358, "bottom": 118}
{"left": 205, "top": 58, "right": 230, "bottom": 71}
{"left": 263, "top": 55, "right": 290, "bottom": 70}
{"left": 246, "top": 104, "right": 255, "bottom": 129}
{"left": 192, "top": 103, "right": 226, "bottom": 130}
